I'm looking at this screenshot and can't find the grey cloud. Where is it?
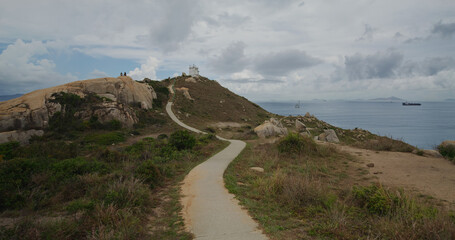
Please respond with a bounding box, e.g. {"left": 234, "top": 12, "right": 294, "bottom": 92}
{"left": 344, "top": 50, "right": 403, "bottom": 80}
{"left": 357, "top": 24, "right": 376, "bottom": 41}
{"left": 401, "top": 57, "right": 455, "bottom": 76}
{"left": 210, "top": 41, "right": 248, "bottom": 74}
{"left": 204, "top": 13, "right": 250, "bottom": 28}
{"left": 149, "top": 0, "right": 200, "bottom": 52}
{"left": 222, "top": 78, "right": 284, "bottom": 84}
{"left": 432, "top": 21, "right": 455, "bottom": 38}
{"left": 254, "top": 49, "right": 321, "bottom": 76}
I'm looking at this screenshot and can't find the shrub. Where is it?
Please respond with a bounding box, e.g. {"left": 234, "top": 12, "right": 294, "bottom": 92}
{"left": 51, "top": 157, "right": 108, "bottom": 182}
{"left": 0, "top": 158, "right": 42, "bottom": 210}
{"left": 157, "top": 133, "right": 168, "bottom": 140}
{"left": 438, "top": 144, "right": 455, "bottom": 161}
{"left": 66, "top": 199, "right": 95, "bottom": 213}
{"left": 103, "top": 177, "right": 151, "bottom": 210}
{"left": 0, "top": 141, "right": 20, "bottom": 160}
{"left": 277, "top": 133, "right": 317, "bottom": 155}
{"left": 353, "top": 184, "right": 399, "bottom": 215}
{"left": 198, "top": 133, "right": 217, "bottom": 144}
{"left": 169, "top": 130, "right": 196, "bottom": 150}
{"left": 15, "top": 141, "right": 79, "bottom": 160}
{"left": 105, "top": 120, "right": 122, "bottom": 130}
{"left": 135, "top": 160, "right": 163, "bottom": 188}
{"left": 84, "top": 132, "right": 125, "bottom": 145}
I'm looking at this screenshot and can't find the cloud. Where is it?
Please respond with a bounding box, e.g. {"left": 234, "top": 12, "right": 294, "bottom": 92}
{"left": 210, "top": 41, "right": 248, "bottom": 74}
{"left": 149, "top": 0, "right": 200, "bottom": 51}
{"left": 0, "top": 39, "right": 77, "bottom": 95}
{"left": 128, "top": 56, "right": 159, "bottom": 80}
{"left": 89, "top": 69, "right": 109, "bottom": 78}
{"left": 253, "top": 49, "right": 321, "bottom": 76}
{"left": 343, "top": 50, "right": 403, "bottom": 80}
{"left": 401, "top": 57, "right": 455, "bottom": 76}
{"left": 357, "top": 24, "right": 377, "bottom": 41}
{"left": 431, "top": 21, "right": 455, "bottom": 38}
{"left": 204, "top": 12, "right": 250, "bottom": 28}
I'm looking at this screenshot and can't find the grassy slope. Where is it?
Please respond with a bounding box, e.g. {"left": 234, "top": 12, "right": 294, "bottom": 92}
{"left": 0, "top": 80, "right": 229, "bottom": 239}
{"left": 224, "top": 134, "right": 455, "bottom": 239}
{"left": 169, "top": 76, "right": 271, "bottom": 138}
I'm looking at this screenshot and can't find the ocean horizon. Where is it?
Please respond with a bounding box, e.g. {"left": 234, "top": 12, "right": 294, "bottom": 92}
{"left": 257, "top": 100, "right": 455, "bottom": 150}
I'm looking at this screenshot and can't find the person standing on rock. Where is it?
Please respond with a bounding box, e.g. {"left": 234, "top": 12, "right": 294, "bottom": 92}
{"left": 124, "top": 72, "right": 127, "bottom": 76}
{"left": 120, "top": 72, "right": 123, "bottom": 76}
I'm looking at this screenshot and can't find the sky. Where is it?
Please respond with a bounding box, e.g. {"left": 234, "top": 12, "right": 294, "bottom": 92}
{"left": 0, "top": 0, "right": 454, "bottom": 101}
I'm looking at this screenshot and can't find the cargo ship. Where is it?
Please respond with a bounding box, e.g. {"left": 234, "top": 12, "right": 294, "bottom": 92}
{"left": 402, "top": 102, "right": 421, "bottom": 106}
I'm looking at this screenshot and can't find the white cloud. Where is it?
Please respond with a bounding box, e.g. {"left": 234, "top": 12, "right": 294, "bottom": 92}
{"left": 128, "top": 56, "right": 159, "bottom": 80}
{"left": 0, "top": 39, "right": 77, "bottom": 94}
{"left": 89, "top": 69, "right": 109, "bottom": 78}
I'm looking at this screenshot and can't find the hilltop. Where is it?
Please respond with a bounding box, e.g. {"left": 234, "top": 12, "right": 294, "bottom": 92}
{"left": 164, "top": 75, "right": 271, "bottom": 138}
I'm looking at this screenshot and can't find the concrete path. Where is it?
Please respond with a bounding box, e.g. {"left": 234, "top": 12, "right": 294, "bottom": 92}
{"left": 166, "top": 101, "right": 267, "bottom": 240}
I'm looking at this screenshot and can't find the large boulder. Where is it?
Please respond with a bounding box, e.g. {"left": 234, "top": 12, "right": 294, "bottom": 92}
{"left": 254, "top": 118, "right": 288, "bottom": 138}
{"left": 318, "top": 129, "right": 340, "bottom": 143}
{"left": 0, "top": 77, "right": 157, "bottom": 143}
{"left": 295, "top": 120, "right": 307, "bottom": 132}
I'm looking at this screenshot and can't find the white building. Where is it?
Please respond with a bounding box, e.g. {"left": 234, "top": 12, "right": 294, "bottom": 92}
{"left": 189, "top": 64, "right": 199, "bottom": 77}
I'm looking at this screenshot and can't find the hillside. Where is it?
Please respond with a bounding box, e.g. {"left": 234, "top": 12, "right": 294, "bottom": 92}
{"left": 0, "top": 76, "right": 157, "bottom": 144}
{"left": 166, "top": 75, "right": 272, "bottom": 138}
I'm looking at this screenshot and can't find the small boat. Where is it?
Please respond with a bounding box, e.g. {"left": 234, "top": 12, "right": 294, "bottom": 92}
{"left": 402, "top": 102, "right": 421, "bottom": 106}
{"left": 295, "top": 100, "right": 301, "bottom": 108}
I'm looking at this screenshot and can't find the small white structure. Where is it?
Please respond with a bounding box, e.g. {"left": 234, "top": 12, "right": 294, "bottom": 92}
{"left": 189, "top": 64, "right": 199, "bottom": 77}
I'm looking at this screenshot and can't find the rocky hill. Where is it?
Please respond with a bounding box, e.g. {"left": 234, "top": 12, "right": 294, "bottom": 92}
{"left": 167, "top": 75, "right": 272, "bottom": 137}
{"left": 0, "top": 76, "right": 156, "bottom": 143}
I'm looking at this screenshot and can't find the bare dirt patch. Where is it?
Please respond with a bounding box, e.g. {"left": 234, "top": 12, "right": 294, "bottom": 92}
{"left": 339, "top": 145, "right": 455, "bottom": 207}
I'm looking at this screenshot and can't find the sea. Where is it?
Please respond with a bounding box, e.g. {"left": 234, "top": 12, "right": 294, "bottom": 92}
{"left": 257, "top": 101, "right": 455, "bottom": 150}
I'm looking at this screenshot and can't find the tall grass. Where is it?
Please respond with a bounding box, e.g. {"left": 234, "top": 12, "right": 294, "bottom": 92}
{"left": 224, "top": 137, "right": 455, "bottom": 239}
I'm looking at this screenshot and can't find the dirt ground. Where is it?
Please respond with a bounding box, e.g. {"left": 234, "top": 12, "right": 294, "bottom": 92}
{"left": 339, "top": 145, "right": 455, "bottom": 208}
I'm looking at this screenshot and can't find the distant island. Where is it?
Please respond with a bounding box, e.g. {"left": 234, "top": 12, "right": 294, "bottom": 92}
{"left": 369, "top": 96, "right": 404, "bottom": 101}
{"left": 445, "top": 98, "right": 455, "bottom": 102}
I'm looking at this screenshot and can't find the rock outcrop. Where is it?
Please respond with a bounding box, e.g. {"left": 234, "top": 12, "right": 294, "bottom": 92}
{"left": 317, "top": 129, "right": 340, "bottom": 143}
{"left": 295, "top": 119, "right": 307, "bottom": 132}
{"left": 0, "top": 76, "right": 156, "bottom": 143}
{"left": 254, "top": 118, "right": 288, "bottom": 138}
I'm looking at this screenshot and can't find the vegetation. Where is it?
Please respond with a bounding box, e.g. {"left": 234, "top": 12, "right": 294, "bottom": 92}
{"left": 171, "top": 75, "right": 270, "bottom": 136}
{"left": 225, "top": 134, "right": 455, "bottom": 239}
{"left": 438, "top": 143, "right": 455, "bottom": 162}
{"left": 0, "top": 130, "right": 226, "bottom": 239}
{"left": 144, "top": 79, "right": 170, "bottom": 109}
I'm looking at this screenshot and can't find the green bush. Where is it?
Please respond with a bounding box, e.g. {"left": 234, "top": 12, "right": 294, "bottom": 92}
{"left": 169, "top": 130, "right": 196, "bottom": 150}
{"left": 105, "top": 120, "right": 122, "bottom": 130}
{"left": 352, "top": 184, "right": 401, "bottom": 215}
{"left": 277, "top": 133, "right": 317, "bottom": 155}
{"left": 0, "top": 141, "right": 20, "bottom": 160}
{"left": 15, "top": 141, "right": 79, "bottom": 160}
{"left": 66, "top": 199, "right": 95, "bottom": 213}
{"left": 0, "top": 158, "right": 43, "bottom": 210}
{"left": 103, "top": 177, "right": 151, "bottom": 209}
{"left": 438, "top": 144, "right": 455, "bottom": 161}
{"left": 198, "top": 133, "right": 217, "bottom": 144}
{"left": 135, "top": 160, "right": 163, "bottom": 188}
{"left": 84, "top": 132, "right": 125, "bottom": 145}
{"left": 51, "top": 157, "right": 108, "bottom": 182}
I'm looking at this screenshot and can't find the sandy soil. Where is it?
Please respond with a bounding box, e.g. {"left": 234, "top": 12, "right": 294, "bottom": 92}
{"left": 339, "top": 145, "right": 455, "bottom": 207}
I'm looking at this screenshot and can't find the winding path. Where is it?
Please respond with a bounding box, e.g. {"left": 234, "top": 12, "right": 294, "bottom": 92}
{"left": 166, "top": 101, "right": 267, "bottom": 240}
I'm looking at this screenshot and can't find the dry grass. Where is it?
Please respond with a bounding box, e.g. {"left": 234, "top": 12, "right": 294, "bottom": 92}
{"left": 225, "top": 136, "right": 455, "bottom": 239}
